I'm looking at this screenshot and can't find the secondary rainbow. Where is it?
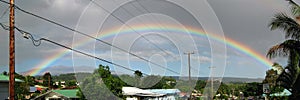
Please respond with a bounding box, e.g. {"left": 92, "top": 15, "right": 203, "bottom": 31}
{"left": 25, "top": 23, "right": 274, "bottom": 75}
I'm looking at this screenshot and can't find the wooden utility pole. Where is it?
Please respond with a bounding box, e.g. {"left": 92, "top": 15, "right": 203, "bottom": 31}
{"left": 184, "top": 51, "right": 194, "bottom": 82}
{"left": 48, "top": 75, "right": 50, "bottom": 89}
{"left": 9, "top": 0, "right": 15, "bottom": 99}
{"left": 184, "top": 51, "right": 194, "bottom": 100}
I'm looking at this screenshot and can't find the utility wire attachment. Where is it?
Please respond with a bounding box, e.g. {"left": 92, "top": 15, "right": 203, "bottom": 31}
{"left": 14, "top": 27, "right": 149, "bottom": 76}
{"left": 15, "top": 27, "right": 41, "bottom": 46}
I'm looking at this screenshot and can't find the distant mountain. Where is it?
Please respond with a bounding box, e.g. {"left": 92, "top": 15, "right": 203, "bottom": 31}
{"left": 19, "top": 65, "right": 96, "bottom": 76}
{"left": 169, "top": 76, "right": 263, "bottom": 83}
{"left": 22, "top": 70, "right": 263, "bottom": 83}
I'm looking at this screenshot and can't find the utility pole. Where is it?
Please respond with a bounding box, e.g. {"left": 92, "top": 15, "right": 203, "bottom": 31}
{"left": 9, "top": 0, "right": 15, "bottom": 99}
{"left": 184, "top": 51, "right": 194, "bottom": 82}
{"left": 184, "top": 51, "right": 194, "bottom": 100}
{"left": 48, "top": 75, "right": 50, "bottom": 89}
{"left": 209, "top": 66, "right": 216, "bottom": 100}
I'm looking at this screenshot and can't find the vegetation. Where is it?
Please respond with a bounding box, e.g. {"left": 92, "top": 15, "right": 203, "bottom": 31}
{"left": 77, "top": 64, "right": 178, "bottom": 99}
{"left": 42, "top": 72, "right": 53, "bottom": 88}
{"left": 267, "top": 0, "right": 300, "bottom": 99}
{"left": 1, "top": 65, "right": 274, "bottom": 100}
{"left": 263, "top": 63, "right": 284, "bottom": 97}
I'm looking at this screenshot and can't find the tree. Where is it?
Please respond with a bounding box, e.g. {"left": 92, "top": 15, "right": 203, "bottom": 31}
{"left": 76, "top": 88, "right": 87, "bottom": 100}
{"left": 194, "top": 80, "right": 206, "bottom": 92}
{"left": 42, "top": 72, "right": 53, "bottom": 88}
{"left": 134, "top": 70, "right": 143, "bottom": 77}
{"left": 216, "top": 82, "right": 230, "bottom": 99}
{"left": 243, "top": 82, "right": 263, "bottom": 97}
{"left": 268, "top": 1, "right": 300, "bottom": 98}
{"left": 150, "top": 76, "right": 176, "bottom": 89}
{"left": 2, "top": 71, "right": 8, "bottom": 75}
{"left": 263, "top": 63, "right": 284, "bottom": 95}
{"left": 81, "top": 64, "right": 126, "bottom": 99}
{"left": 80, "top": 74, "right": 120, "bottom": 99}
{"left": 133, "top": 70, "right": 143, "bottom": 87}
{"left": 13, "top": 73, "right": 38, "bottom": 99}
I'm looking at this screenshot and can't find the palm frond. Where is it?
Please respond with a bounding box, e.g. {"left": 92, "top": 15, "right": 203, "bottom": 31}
{"left": 267, "top": 44, "right": 289, "bottom": 58}
{"left": 266, "top": 40, "right": 300, "bottom": 59}
{"left": 269, "top": 13, "right": 300, "bottom": 40}
{"left": 291, "top": 5, "right": 300, "bottom": 16}
{"left": 286, "top": 0, "right": 299, "bottom": 7}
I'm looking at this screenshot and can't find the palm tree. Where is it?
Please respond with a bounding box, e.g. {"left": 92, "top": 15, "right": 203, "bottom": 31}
{"left": 267, "top": 0, "right": 300, "bottom": 98}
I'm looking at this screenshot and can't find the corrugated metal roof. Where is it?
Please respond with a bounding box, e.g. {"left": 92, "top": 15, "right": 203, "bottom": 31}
{"left": 0, "top": 74, "right": 23, "bottom": 82}
{"left": 52, "top": 89, "right": 79, "bottom": 98}
{"left": 147, "top": 89, "right": 181, "bottom": 95}
{"left": 122, "top": 87, "right": 165, "bottom": 97}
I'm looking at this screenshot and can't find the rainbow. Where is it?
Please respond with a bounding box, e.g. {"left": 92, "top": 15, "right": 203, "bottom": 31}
{"left": 25, "top": 23, "right": 274, "bottom": 76}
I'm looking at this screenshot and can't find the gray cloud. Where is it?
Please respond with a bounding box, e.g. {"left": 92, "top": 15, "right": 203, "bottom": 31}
{"left": 0, "top": 0, "right": 292, "bottom": 78}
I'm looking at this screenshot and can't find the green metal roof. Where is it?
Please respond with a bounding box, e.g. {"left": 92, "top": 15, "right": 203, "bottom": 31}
{"left": 0, "top": 74, "right": 23, "bottom": 82}
{"left": 52, "top": 89, "right": 79, "bottom": 98}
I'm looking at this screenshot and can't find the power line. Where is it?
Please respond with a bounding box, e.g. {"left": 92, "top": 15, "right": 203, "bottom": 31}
{"left": 90, "top": 0, "right": 177, "bottom": 58}
{"left": 89, "top": 0, "right": 181, "bottom": 74}
{"left": 15, "top": 3, "right": 180, "bottom": 75}
{"left": 110, "top": 0, "right": 180, "bottom": 59}
{"left": 13, "top": 26, "right": 149, "bottom": 76}
{"left": 0, "top": 0, "right": 181, "bottom": 74}
{"left": 125, "top": 0, "right": 200, "bottom": 72}
{"left": 0, "top": 0, "right": 9, "bottom": 4}
{"left": 0, "top": 23, "right": 149, "bottom": 76}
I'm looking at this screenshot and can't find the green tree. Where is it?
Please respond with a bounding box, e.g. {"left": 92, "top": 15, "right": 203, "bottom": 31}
{"left": 42, "top": 72, "right": 53, "bottom": 88}
{"left": 194, "top": 80, "right": 206, "bottom": 92}
{"left": 134, "top": 70, "right": 143, "bottom": 87}
{"left": 134, "top": 70, "right": 143, "bottom": 77}
{"left": 67, "top": 80, "right": 77, "bottom": 87}
{"left": 150, "top": 76, "right": 176, "bottom": 89}
{"left": 2, "top": 71, "right": 8, "bottom": 75}
{"left": 79, "top": 65, "right": 126, "bottom": 99}
{"left": 243, "top": 82, "right": 263, "bottom": 97}
{"left": 216, "top": 83, "right": 230, "bottom": 99}
{"left": 80, "top": 74, "right": 119, "bottom": 99}
{"left": 263, "top": 63, "right": 284, "bottom": 95}
{"left": 140, "top": 75, "right": 161, "bottom": 88}
{"left": 76, "top": 88, "right": 86, "bottom": 100}
{"left": 268, "top": 1, "right": 300, "bottom": 98}
{"left": 13, "top": 73, "right": 37, "bottom": 99}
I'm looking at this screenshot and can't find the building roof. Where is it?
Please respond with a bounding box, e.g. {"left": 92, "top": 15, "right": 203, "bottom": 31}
{"left": 270, "top": 89, "right": 291, "bottom": 97}
{"left": 0, "top": 74, "right": 23, "bottom": 82}
{"left": 146, "top": 89, "right": 181, "bottom": 95}
{"left": 30, "top": 87, "right": 37, "bottom": 92}
{"left": 52, "top": 89, "right": 79, "bottom": 98}
{"left": 122, "top": 87, "right": 165, "bottom": 97}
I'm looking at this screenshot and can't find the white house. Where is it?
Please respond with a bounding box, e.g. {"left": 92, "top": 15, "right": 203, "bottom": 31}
{"left": 122, "top": 87, "right": 180, "bottom": 100}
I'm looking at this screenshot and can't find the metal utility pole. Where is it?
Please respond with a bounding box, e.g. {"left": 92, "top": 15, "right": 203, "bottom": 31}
{"left": 9, "top": 0, "right": 15, "bottom": 99}
{"left": 184, "top": 51, "right": 194, "bottom": 82}
{"left": 209, "top": 66, "right": 216, "bottom": 100}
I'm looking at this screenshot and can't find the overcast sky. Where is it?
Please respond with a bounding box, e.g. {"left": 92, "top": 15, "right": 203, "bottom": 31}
{"left": 0, "top": 0, "right": 293, "bottom": 78}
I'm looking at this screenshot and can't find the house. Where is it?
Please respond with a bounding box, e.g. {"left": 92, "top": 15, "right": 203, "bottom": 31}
{"left": 32, "top": 89, "right": 79, "bottom": 100}
{"left": 54, "top": 81, "right": 66, "bottom": 88}
{"left": 122, "top": 87, "right": 181, "bottom": 100}
{"left": 0, "top": 74, "right": 23, "bottom": 100}
{"left": 146, "top": 89, "right": 181, "bottom": 100}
